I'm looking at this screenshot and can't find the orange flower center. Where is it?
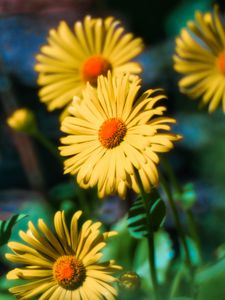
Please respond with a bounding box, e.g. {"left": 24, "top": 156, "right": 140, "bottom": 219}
{"left": 99, "top": 118, "right": 127, "bottom": 148}
{"left": 82, "top": 55, "right": 112, "bottom": 86}
{"left": 53, "top": 256, "right": 85, "bottom": 290}
{"left": 216, "top": 51, "right": 225, "bottom": 75}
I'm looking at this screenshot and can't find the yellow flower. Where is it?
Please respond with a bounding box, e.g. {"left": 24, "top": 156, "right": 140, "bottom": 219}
{"left": 174, "top": 6, "right": 225, "bottom": 113}
{"left": 6, "top": 211, "right": 121, "bottom": 300}
{"left": 7, "top": 108, "right": 37, "bottom": 134}
{"left": 35, "top": 16, "right": 143, "bottom": 117}
{"left": 60, "top": 72, "right": 181, "bottom": 199}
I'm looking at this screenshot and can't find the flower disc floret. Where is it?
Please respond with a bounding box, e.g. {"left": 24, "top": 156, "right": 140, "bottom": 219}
{"left": 99, "top": 118, "right": 127, "bottom": 148}
{"left": 53, "top": 256, "right": 86, "bottom": 289}
{"left": 82, "top": 55, "right": 112, "bottom": 86}
{"left": 216, "top": 51, "right": 225, "bottom": 75}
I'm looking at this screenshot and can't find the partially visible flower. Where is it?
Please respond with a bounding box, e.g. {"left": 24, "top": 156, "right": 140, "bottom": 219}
{"left": 6, "top": 210, "right": 121, "bottom": 300}
{"left": 59, "top": 72, "right": 181, "bottom": 199}
{"left": 174, "top": 6, "right": 225, "bottom": 113}
{"left": 119, "top": 272, "right": 141, "bottom": 291}
{"left": 35, "top": 16, "right": 143, "bottom": 117}
{"left": 7, "top": 108, "right": 37, "bottom": 134}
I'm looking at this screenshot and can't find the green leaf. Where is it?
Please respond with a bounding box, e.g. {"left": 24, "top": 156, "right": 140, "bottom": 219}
{"left": 127, "top": 190, "right": 166, "bottom": 239}
{"left": 0, "top": 294, "right": 16, "bottom": 300}
{"left": 128, "top": 197, "right": 148, "bottom": 239}
{"left": 195, "top": 258, "right": 225, "bottom": 300}
{"left": 0, "top": 214, "right": 27, "bottom": 247}
{"left": 171, "top": 298, "right": 193, "bottom": 300}
{"left": 215, "top": 243, "right": 225, "bottom": 260}
{"left": 149, "top": 198, "right": 166, "bottom": 231}
{"left": 102, "top": 216, "right": 137, "bottom": 270}
{"left": 133, "top": 230, "right": 174, "bottom": 293}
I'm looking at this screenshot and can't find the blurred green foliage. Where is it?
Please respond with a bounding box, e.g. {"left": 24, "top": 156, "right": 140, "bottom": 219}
{"left": 165, "top": 0, "right": 213, "bottom": 37}
{"left": 103, "top": 216, "right": 174, "bottom": 299}
{"left": 196, "top": 258, "right": 225, "bottom": 300}
{"left": 0, "top": 214, "right": 27, "bottom": 247}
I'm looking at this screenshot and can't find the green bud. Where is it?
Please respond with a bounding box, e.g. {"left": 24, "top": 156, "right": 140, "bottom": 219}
{"left": 119, "top": 271, "right": 141, "bottom": 291}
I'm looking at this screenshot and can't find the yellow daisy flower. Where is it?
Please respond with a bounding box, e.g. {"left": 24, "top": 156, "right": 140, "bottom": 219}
{"left": 6, "top": 210, "right": 121, "bottom": 300}
{"left": 174, "top": 6, "right": 225, "bottom": 113}
{"left": 35, "top": 16, "right": 143, "bottom": 116}
{"left": 59, "top": 72, "right": 181, "bottom": 199}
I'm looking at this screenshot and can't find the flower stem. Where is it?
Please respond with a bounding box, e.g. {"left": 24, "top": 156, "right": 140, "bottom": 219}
{"left": 33, "top": 130, "right": 62, "bottom": 165}
{"left": 135, "top": 170, "right": 160, "bottom": 300}
{"left": 160, "top": 174, "right": 192, "bottom": 273}
{"left": 147, "top": 231, "right": 159, "bottom": 300}
{"left": 186, "top": 209, "right": 203, "bottom": 264}
{"left": 160, "top": 157, "right": 203, "bottom": 264}
{"left": 169, "top": 266, "right": 185, "bottom": 299}
{"left": 160, "top": 157, "right": 182, "bottom": 194}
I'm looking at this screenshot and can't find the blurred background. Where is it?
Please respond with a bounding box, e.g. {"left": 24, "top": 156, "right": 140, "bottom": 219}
{"left": 0, "top": 0, "right": 225, "bottom": 299}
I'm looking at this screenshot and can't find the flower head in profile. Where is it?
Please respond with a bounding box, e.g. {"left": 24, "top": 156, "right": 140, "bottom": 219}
{"left": 6, "top": 211, "right": 121, "bottom": 300}
{"left": 7, "top": 108, "right": 37, "bottom": 134}
{"left": 174, "top": 6, "right": 225, "bottom": 113}
{"left": 35, "top": 16, "right": 143, "bottom": 117}
{"left": 60, "top": 72, "right": 181, "bottom": 199}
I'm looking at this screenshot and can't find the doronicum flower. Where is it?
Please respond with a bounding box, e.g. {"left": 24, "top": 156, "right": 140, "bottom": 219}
{"left": 174, "top": 6, "right": 225, "bottom": 113}
{"left": 35, "top": 16, "right": 143, "bottom": 117}
{"left": 59, "top": 72, "right": 181, "bottom": 199}
{"left": 7, "top": 108, "right": 37, "bottom": 134}
{"left": 6, "top": 210, "right": 121, "bottom": 300}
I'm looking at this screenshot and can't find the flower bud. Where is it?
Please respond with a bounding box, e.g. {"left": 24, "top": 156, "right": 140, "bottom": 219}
{"left": 119, "top": 271, "right": 141, "bottom": 291}
{"left": 7, "top": 108, "right": 37, "bottom": 134}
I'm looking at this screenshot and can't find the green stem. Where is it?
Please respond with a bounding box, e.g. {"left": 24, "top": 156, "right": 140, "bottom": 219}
{"left": 147, "top": 232, "right": 159, "bottom": 300}
{"left": 186, "top": 209, "right": 203, "bottom": 264}
{"left": 135, "top": 170, "right": 160, "bottom": 300}
{"left": 160, "top": 174, "right": 192, "bottom": 273}
{"left": 161, "top": 157, "right": 203, "bottom": 265}
{"left": 169, "top": 267, "right": 185, "bottom": 299}
{"left": 33, "top": 130, "right": 62, "bottom": 164}
{"left": 160, "top": 157, "right": 182, "bottom": 194}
